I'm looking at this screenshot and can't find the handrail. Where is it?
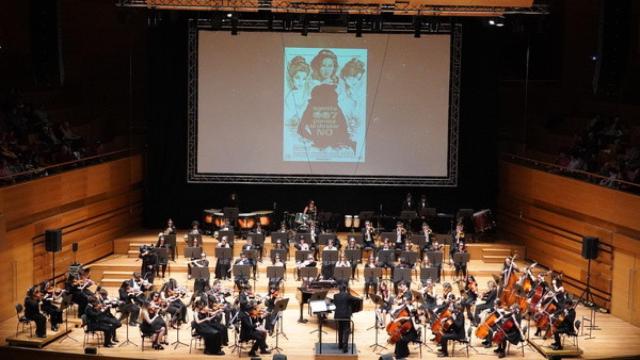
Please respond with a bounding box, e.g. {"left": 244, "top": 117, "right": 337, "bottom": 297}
{"left": 0, "top": 148, "right": 139, "bottom": 186}
{"left": 502, "top": 153, "right": 640, "bottom": 193}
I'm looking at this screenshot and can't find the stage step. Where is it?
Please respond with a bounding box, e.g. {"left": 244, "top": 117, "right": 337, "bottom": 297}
{"left": 482, "top": 255, "right": 508, "bottom": 263}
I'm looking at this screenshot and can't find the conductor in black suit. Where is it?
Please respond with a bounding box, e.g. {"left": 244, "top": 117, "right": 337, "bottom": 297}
{"left": 333, "top": 282, "right": 358, "bottom": 353}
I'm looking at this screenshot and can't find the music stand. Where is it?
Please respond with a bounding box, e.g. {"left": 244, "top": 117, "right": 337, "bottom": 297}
{"left": 359, "top": 211, "right": 375, "bottom": 221}
{"left": 217, "top": 230, "right": 235, "bottom": 246}
{"left": 247, "top": 233, "right": 265, "bottom": 258}
{"left": 400, "top": 251, "right": 418, "bottom": 265}
{"left": 453, "top": 252, "right": 470, "bottom": 279}
{"left": 379, "top": 232, "right": 396, "bottom": 242}
{"left": 295, "top": 250, "right": 313, "bottom": 262}
{"left": 299, "top": 267, "right": 318, "bottom": 281}
{"left": 58, "top": 294, "right": 79, "bottom": 344}
{"left": 318, "top": 233, "right": 336, "bottom": 246}
{"left": 271, "top": 232, "right": 289, "bottom": 244}
{"left": 426, "top": 250, "right": 444, "bottom": 281}
{"left": 392, "top": 267, "right": 412, "bottom": 285}
{"left": 233, "top": 264, "right": 252, "bottom": 289}
{"left": 165, "top": 234, "right": 177, "bottom": 261}
{"left": 294, "top": 232, "right": 312, "bottom": 244}
{"left": 321, "top": 250, "right": 338, "bottom": 263}
{"left": 347, "top": 234, "right": 364, "bottom": 246}
{"left": 184, "top": 246, "right": 202, "bottom": 259}
{"left": 187, "top": 233, "right": 203, "bottom": 247}
{"left": 368, "top": 294, "right": 387, "bottom": 353}
{"left": 411, "top": 234, "right": 427, "bottom": 248}
{"left": 364, "top": 267, "right": 382, "bottom": 283}
{"left": 191, "top": 266, "right": 210, "bottom": 280}
{"left": 270, "top": 249, "right": 287, "bottom": 263}
{"left": 266, "top": 266, "right": 285, "bottom": 283}
{"left": 155, "top": 247, "right": 170, "bottom": 277}
{"left": 223, "top": 207, "right": 240, "bottom": 224}
{"left": 271, "top": 297, "right": 290, "bottom": 352}
{"left": 420, "top": 267, "right": 439, "bottom": 285}
{"left": 334, "top": 266, "right": 351, "bottom": 283}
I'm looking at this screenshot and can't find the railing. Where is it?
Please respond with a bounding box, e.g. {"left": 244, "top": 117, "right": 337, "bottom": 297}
{"left": 502, "top": 153, "right": 640, "bottom": 195}
{"left": 0, "top": 148, "right": 139, "bottom": 187}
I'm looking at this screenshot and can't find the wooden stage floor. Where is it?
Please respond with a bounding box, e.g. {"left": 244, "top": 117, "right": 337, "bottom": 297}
{"left": 1, "top": 229, "right": 639, "bottom": 359}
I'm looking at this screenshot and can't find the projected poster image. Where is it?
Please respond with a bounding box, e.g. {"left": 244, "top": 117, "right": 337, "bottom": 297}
{"left": 283, "top": 48, "right": 367, "bottom": 163}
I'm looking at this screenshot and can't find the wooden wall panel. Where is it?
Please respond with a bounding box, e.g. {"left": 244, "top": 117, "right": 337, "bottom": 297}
{"left": 0, "top": 155, "right": 143, "bottom": 322}
{"left": 498, "top": 161, "right": 640, "bottom": 311}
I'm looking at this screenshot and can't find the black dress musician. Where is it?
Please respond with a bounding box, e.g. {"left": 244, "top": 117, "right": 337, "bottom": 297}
{"left": 391, "top": 289, "right": 419, "bottom": 358}
{"left": 140, "top": 303, "right": 167, "bottom": 350}
{"left": 239, "top": 305, "right": 270, "bottom": 357}
{"left": 437, "top": 303, "right": 466, "bottom": 357}
{"left": 25, "top": 288, "right": 47, "bottom": 338}
{"left": 118, "top": 281, "right": 141, "bottom": 326}
{"left": 42, "top": 284, "right": 63, "bottom": 331}
{"left": 140, "top": 245, "right": 158, "bottom": 284}
{"left": 96, "top": 288, "right": 123, "bottom": 332}
{"left": 192, "top": 300, "right": 225, "bottom": 355}
{"left": 155, "top": 233, "right": 170, "bottom": 278}
{"left": 85, "top": 296, "right": 119, "bottom": 347}
{"left": 550, "top": 299, "right": 577, "bottom": 350}
{"left": 345, "top": 237, "right": 360, "bottom": 278}
{"left": 160, "top": 280, "right": 188, "bottom": 327}
{"left": 214, "top": 237, "right": 231, "bottom": 280}
{"left": 460, "top": 275, "right": 479, "bottom": 321}
{"left": 333, "top": 283, "right": 359, "bottom": 353}
{"left": 65, "top": 270, "right": 92, "bottom": 317}
{"left": 163, "top": 218, "right": 177, "bottom": 260}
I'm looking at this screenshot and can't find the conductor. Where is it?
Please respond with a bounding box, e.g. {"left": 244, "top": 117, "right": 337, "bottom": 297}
{"left": 333, "top": 282, "right": 358, "bottom": 353}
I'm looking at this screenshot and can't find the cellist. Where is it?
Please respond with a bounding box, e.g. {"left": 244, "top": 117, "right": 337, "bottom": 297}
{"left": 548, "top": 298, "right": 576, "bottom": 350}
{"left": 436, "top": 302, "right": 465, "bottom": 358}
{"left": 387, "top": 282, "right": 419, "bottom": 359}
{"left": 492, "top": 304, "right": 525, "bottom": 358}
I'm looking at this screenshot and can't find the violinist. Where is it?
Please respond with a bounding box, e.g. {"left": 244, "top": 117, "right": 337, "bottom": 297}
{"left": 160, "top": 280, "right": 188, "bottom": 328}
{"left": 141, "top": 302, "right": 167, "bottom": 350}
{"left": 214, "top": 237, "right": 231, "bottom": 280}
{"left": 85, "top": 296, "right": 119, "bottom": 347}
{"left": 333, "top": 282, "right": 359, "bottom": 353}
{"left": 25, "top": 287, "right": 48, "bottom": 338}
{"left": 155, "top": 233, "right": 170, "bottom": 278}
{"left": 118, "top": 281, "right": 141, "bottom": 326}
{"left": 192, "top": 300, "right": 225, "bottom": 355}
{"left": 127, "top": 272, "right": 151, "bottom": 305}
{"left": 239, "top": 299, "right": 271, "bottom": 357}
{"left": 66, "top": 269, "right": 93, "bottom": 316}
{"left": 42, "top": 283, "right": 64, "bottom": 332}
{"left": 437, "top": 303, "right": 465, "bottom": 358}
{"left": 460, "top": 274, "right": 478, "bottom": 321}
{"left": 264, "top": 287, "right": 279, "bottom": 335}
{"left": 549, "top": 299, "right": 576, "bottom": 350}
{"left": 473, "top": 280, "right": 498, "bottom": 326}
{"left": 363, "top": 254, "right": 380, "bottom": 298}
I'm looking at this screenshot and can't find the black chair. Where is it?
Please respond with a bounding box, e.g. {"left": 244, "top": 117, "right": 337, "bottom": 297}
{"left": 81, "top": 314, "right": 104, "bottom": 347}
{"left": 449, "top": 326, "right": 471, "bottom": 357}
{"left": 189, "top": 327, "right": 203, "bottom": 354}
{"left": 15, "top": 304, "right": 33, "bottom": 337}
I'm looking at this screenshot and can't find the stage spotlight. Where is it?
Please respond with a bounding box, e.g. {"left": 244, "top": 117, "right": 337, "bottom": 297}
{"left": 226, "top": 12, "right": 233, "bottom": 18}
{"left": 356, "top": 17, "right": 363, "bottom": 37}
{"left": 488, "top": 19, "right": 496, "bottom": 25}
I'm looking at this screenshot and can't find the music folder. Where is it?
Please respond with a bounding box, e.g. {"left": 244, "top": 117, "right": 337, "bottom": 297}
{"left": 184, "top": 246, "right": 203, "bottom": 259}
{"left": 453, "top": 252, "right": 470, "bottom": 265}
{"left": 364, "top": 267, "right": 382, "bottom": 281}
{"left": 215, "top": 247, "right": 232, "bottom": 262}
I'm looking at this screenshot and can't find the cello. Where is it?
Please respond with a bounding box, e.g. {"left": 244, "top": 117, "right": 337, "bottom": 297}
{"left": 431, "top": 307, "right": 454, "bottom": 343}
{"left": 386, "top": 305, "right": 413, "bottom": 344}
{"left": 475, "top": 311, "right": 498, "bottom": 340}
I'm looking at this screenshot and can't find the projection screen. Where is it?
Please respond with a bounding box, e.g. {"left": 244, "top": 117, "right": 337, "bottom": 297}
{"left": 188, "top": 25, "right": 460, "bottom": 186}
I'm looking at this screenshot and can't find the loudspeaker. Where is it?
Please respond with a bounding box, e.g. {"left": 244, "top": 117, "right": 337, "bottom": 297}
{"left": 72, "top": 242, "right": 79, "bottom": 252}
{"left": 45, "top": 229, "right": 62, "bottom": 252}
{"left": 84, "top": 346, "right": 97, "bottom": 354}
{"left": 582, "top": 237, "right": 599, "bottom": 260}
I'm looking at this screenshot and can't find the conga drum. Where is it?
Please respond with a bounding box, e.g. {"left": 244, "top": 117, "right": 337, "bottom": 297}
{"left": 352, "top": 215, "right": 360, "bottom": 228}
{"left": 344, "top": 215, "right": 353, "bottom": 228}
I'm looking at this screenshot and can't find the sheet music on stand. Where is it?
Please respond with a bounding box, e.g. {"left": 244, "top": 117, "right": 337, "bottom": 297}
{"left": 310, "top": 300, "right": 335, "bottom": 314}
{"left": 379, "top": 232, "right": 396, "bottom": 242}
{"left": 426, "top": 251, "right": 443, "bottom": 266}
{"left": 247, "top": 233, "right": 265, "bottom": 247}
{"left": 299, "top": 267, "right": 318, "bottom": 279}
{"left": 295, "top": 250, "right": 313, "bottom": 262}
{"left": 377, "top": 249, "right": 395, "bottom": 263}
{"left": 400, "top": 250, "right": 418, "bottom": 265}
{"left": 364, "top": 267, "right": 382, "bottom": 282}
{"left": 392, "top": 267, "right": 412, "bottom": 284}
{"left": 271, "top": 232, "right": 289, "bottom": 244}
{"left": 294, "top": 232, "right": 312, "bottom": 244}
{"left": 271, "top": 249, "right": 287, "bottom": 262}
{"left": 411, "top": 234, "right": 427, "bottom": 248}
{"left": 344, "top": 249, "right": 361, "bottom": 264}
{"left": 232, "top": 264, "right": 251, "bottom": 279}
{"left": 192, "top": 266, "right": 210, "bottom": 280}
{"left": 266, "top": 266, "right": 285, "bottom": 280}
{"left": 334, "top": 267, "right": 351, "bottom": 282}
{"left": 420, "top": 267, "right": 439, "bottom": 283}
{"left": 184, "top": 246, "right": 203, "bottom": 259}
{"left": 154, "top": 247, "right": 169, "bottom": 263}
{"left": 453, "top": 252, "right": 470, "bottom": 265}
{"left": 321, "top": 249, "right": 338, "bottom": 263}
{"left": 215, "top": 247, "right": 232, "bottom": 263}
{"left": 318, "top": 233, "right": 336, "bottom": 246}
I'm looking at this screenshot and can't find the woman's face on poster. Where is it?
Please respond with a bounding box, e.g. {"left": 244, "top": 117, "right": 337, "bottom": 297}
{"left": 344, "top": 73, "right": 363, "bottom": 89}
{"left": 320, "top": 57, "right": 335, "bottom": 79}
{"left": 293, "top": 70, "right": 308, "bottom": 90}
